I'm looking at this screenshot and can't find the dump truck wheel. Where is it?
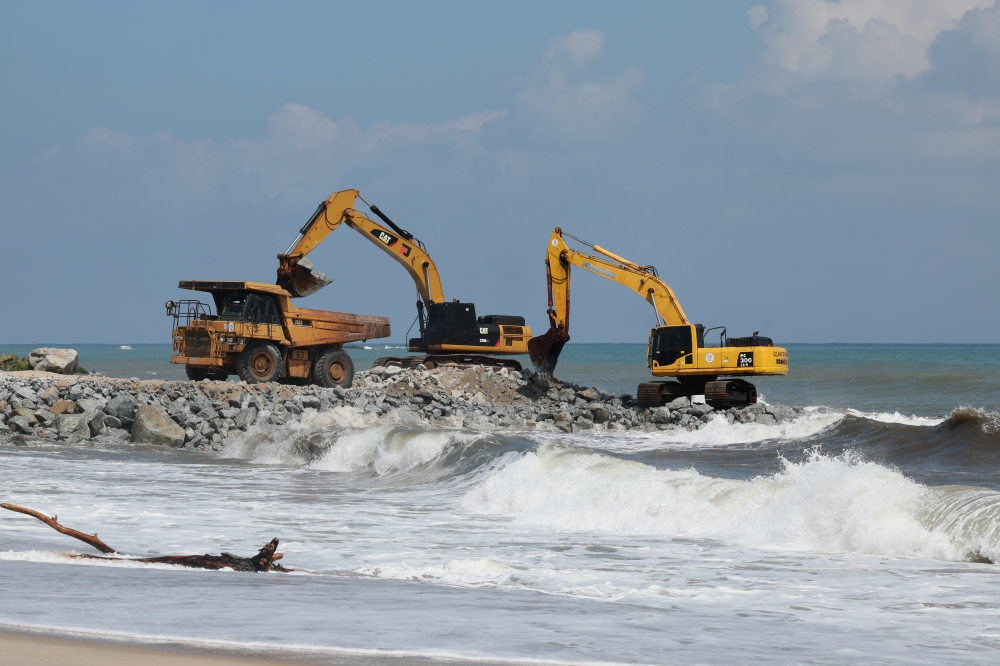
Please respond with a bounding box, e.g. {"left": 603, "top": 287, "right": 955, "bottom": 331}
{"left": 238, "top": 342, "right": 281, "bottom": 384}
{"left": 313, "top": 349, "right": 354, "bottom": 389}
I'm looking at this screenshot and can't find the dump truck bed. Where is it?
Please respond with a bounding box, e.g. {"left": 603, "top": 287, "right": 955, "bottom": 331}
{"left": 170, "top": 281, "right": 390, "bottom": 372}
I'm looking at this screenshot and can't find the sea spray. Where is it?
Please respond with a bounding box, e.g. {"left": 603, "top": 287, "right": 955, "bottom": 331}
{"left": 463, "top": 444, "right": 1000, "bottom": 561}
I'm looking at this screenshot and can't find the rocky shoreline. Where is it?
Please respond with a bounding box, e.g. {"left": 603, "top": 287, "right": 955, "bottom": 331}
{"left": 1, "top": 365, "right": 804, "bottom": 449}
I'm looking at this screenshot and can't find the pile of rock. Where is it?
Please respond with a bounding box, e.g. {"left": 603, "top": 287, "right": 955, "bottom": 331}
{"left": 1, "top": 364, "right": 805, "bottom": 449}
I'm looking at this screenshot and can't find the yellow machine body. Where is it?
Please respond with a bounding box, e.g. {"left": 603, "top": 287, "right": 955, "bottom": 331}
{"left": 529, "top": 228, "right": 787, "bottom": 407}
{"left": 169, "top": 281, "right": 390, "bottom": 383}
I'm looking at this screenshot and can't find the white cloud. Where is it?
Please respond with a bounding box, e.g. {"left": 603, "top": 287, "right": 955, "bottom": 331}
{"left": 748, "top": 5, "right": 769, "bottom": 29}
{"left": 753, "top": 0, "right": 993, "bottom": 88}
{"left": 515, "top": 29, "right": 644, "bottom": 140}
{"left": 31, "top": 103, "right": 505, "bottom": 211}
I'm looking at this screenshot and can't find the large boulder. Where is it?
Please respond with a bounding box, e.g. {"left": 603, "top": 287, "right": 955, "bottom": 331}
{"left": 55, "top": 414, "right": 91, "bottom": 439}
{"left": 131, "top": 405, "right": 185, "bottom": 447}
{"left": 650, "top": 406, "right": 673, "bottom": 424}
{"left": 28, "top": 348, "right": 79, "bottom": 374}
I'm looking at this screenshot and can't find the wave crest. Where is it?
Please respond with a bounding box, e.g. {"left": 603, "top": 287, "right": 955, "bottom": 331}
{"left": 464, "top": 444, "right": 1000, "bottom": 562}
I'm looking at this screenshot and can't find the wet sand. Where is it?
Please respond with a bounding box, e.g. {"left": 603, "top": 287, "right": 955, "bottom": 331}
{"left": 0, "top": 630, "right": 491, "bottom": 666}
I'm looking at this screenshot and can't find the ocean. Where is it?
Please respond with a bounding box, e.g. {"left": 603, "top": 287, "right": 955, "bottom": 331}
{"left": 2, "top": 343, "right": 1000, "bottom": 663}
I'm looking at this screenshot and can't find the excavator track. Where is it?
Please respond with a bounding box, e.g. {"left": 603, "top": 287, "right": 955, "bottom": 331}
{"left": 704, "top": 379, "right": 757, "bottom": 409}
{"left": 637, "top": 379, "right": 757, "bottom": 409}
{"left": 372, "top": 355, "right": 522, "bottom": 372}
{"left": 636, "top": 381, "right": 699, "bottom": 408}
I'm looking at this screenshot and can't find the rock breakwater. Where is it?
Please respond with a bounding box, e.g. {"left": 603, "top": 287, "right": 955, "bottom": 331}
{"left": 1, "top": 365, "right": 805, "bottom": 448}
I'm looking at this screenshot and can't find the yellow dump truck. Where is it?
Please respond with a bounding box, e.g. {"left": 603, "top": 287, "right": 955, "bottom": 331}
{"left": 167, "top": 280, "right": 390, "bottom": 387}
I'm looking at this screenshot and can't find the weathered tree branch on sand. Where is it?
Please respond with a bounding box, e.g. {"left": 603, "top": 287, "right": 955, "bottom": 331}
{"left": 2, "top": 503, "right": 288, "bottom": 572}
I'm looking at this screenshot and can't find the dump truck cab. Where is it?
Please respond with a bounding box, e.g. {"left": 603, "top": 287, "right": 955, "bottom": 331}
{"left": 167, "top": 281, "right": 390, "bottom": 387}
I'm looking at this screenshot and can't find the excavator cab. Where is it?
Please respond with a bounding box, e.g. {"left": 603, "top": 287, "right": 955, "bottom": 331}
{"left": 648, "top": 324, "right": 705, "bottom": 367}
{"left": 410, "top": 301, "right": 528, "bottom": 353}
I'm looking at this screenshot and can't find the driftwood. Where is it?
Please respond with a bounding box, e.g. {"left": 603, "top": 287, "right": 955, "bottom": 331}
{"left": 2, "top": 503, "right": 288, "bottom": 572}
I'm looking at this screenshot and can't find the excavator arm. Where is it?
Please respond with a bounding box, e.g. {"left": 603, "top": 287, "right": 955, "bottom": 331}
{"left": 528, "top": 227, "right": 690, "bottom": 377}
{"left": 276, "top": 189, "right": 445, "bottom": 305}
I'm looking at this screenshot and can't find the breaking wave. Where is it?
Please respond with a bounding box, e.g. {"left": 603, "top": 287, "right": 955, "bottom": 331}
{"left": 463, "top": 443, "right": 1000, "bottom": 562}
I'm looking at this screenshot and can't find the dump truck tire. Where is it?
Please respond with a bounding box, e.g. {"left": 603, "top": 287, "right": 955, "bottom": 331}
{"left": 238, "top": 342, "right": 281, "bottom": 384}
{"left": 313, "top": 349, "right": 354, "bottom": 389}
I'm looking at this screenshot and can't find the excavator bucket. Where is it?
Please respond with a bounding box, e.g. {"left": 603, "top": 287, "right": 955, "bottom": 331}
{"left": 277, "top": 259, "right": 332, "bottom": 298}
{"left": 528, "top": 328, "right": 569, "bottom": 379}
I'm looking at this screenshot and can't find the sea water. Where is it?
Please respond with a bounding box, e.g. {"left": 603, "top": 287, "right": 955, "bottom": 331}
{"left": 2, "top": 344, "right": 1000, "bottom": 664}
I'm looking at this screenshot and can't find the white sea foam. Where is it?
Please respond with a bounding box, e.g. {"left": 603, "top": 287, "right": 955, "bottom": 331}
{"left": 650, "top": 409, "right": 843, "bottom": 446}
{"left": 310, "top": 426, "right": 479, "bottom": 475}
{"left": 846, "top": 409, "right": 945, "bottom": 427}
{"left": 463, "top": 444, "right": 1000, "bottom": 561}
{"left": 548, "top": 409, "right": 844, "bottom": 452}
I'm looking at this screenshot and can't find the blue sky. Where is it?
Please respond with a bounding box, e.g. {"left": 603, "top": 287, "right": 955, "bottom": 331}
{"left": 2, "top": 1, "right": 998, "bottom": 344}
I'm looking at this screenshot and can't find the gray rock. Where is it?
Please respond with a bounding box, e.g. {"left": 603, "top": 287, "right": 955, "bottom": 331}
{"left": 33, "top": 409, "right": 56, "bottom": 427}
{"left": 555, "top": 421, "right": 573, "bottom": 433}
{"left": 678, "top": 414, "right": 692, "bottom": 427}
{"left": 756, "top": 413, "right": 778, "bottom": 426}
{"left": 131, "top": 405, "right": 186, "bottom": 447}
{"left": 575, "top": 417, "right": 594, "bottom": 429}
{"left": 766, "top": 405, "right": 796, "bottom": 423}
{"left": 81, "top": 409, "right": 105, "bottom": 437}
{"left": 219, "top": 407, "right": 240, "bottom": 419}
{"left": 8, "top": 415, "right": 33, "bottom": 434}
{"left": 55, "top": 414, "right": 90, "bottom": 439}
{"left": 76, "top": 397, "right": 106, "bottom": 413}
{"left": 28, "top": 348, "right": 79, "bottom": 374}
{"left": 68, "top": 386, "right": 84, "bottom": 401}
{"left": 553, "top": 411, "right": 573, "bottom": 423}
{"left": 650, "top": 407, "right": 673, "bottom": 424}
{"left": 301, "top": 396, "right": 321, "bottom": 410}
{"left": 690, "top": 403, "right": 715, "bottom": 417}
{"left": 384, "top": 365, "right": 403, "bottom": 376}
{"left": 665, "top": 396, "right": 691, "bottom": 410}
{"left": 234, "top": 407, "right": 257, "bottom": 429}
{"left": 104, "top": 414, "right": 123, "bottom": 429}
{"left": 116, "top": 400, "right": 137, "bottom": 427}
{"left": 577, "top": 388, "right": 600, "bottom": 401}
{"left": 15, "top": 387, "right": 37, "bottom": 401}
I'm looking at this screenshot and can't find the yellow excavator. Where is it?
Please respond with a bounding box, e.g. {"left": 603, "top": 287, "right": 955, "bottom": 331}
{"left": 528, "top": 228, "right": 788, "bottom": 408}
{"left": 276, "top": 189, "right": 530, "bottom": 370}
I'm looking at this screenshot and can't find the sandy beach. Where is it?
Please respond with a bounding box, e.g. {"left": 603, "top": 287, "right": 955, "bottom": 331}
{"left": 0, "top": 630, "right": 493, "bottom": 666}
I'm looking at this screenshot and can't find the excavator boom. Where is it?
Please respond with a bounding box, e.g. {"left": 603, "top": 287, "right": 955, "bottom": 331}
{"left": 277, "top": 190, "right": 445, "bottom": 304}
{"left": 277, "top": 189, "right": 530, "bottom": 365}
{"left": 528, "top": 228, "right": 690, "bottom": 376}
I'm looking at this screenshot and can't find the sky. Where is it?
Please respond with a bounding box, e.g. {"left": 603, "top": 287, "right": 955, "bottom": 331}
{"left": 2, "top": 0, "right": 999, "bottom": 344}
